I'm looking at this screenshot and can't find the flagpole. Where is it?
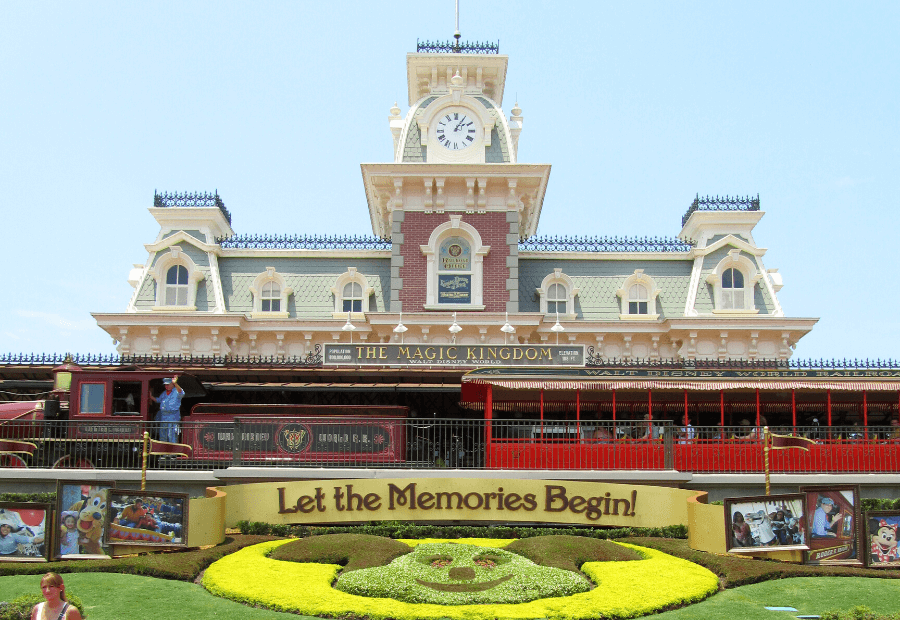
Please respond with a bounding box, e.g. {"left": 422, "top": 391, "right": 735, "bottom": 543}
{"left": 141, "top": 431, "right": 149, "bottom": 491}
{"left": 763, "top": 426, "right": 770, "bottom": 496}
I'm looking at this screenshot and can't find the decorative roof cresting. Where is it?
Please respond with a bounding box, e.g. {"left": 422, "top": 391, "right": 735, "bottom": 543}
{"left": 682, "top": 194, "right": 760, "bottom": 227}
{"left": 154, "top": 190, "right": 231, "bottom": 225}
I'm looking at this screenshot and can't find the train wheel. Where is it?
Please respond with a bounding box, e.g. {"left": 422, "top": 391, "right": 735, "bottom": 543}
{"left": 0, "top": 454, "right": 28, "bottom": 468}
{"left": 52, "top": 455, "right": 95, "bottom": 469}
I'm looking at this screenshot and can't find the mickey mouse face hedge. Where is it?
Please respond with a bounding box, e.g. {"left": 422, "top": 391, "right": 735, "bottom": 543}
{"left": 336, "top": 542, "right": 592, "bottom": 604}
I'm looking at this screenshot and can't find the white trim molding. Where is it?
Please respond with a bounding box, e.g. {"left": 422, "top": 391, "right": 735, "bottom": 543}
{"left": 330, "top": 267, "right": 374, "bottom": 319}
{"left": 420, "top": 215, "right": 490, "bottom": 310}
{"left": 617, "top": 269, "right": 661, "bottom": 320}
{"left": 705, "top": 249, "right": 762, "bottom": 314}
{"left": 536, "top": 268, "right": 578, "bottom": 319}
{"left": 149, "top": 247, "right": 205, "bottom": 311}
{"left": 248, "top": 267, "right": 293, "bottom": 319}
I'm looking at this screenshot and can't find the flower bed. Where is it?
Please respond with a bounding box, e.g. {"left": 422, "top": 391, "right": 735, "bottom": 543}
{"left": 202, "top": 538, "right": 718, "bottom": 619}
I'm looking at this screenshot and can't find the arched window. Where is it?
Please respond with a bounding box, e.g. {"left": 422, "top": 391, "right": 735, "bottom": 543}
{"left": 617, "top": 270, "right": 660, "bottom": 320}
{"left": 421, "top": 216, "right": 489, "bottom": 310}
{"left": 721, "top": 268, "right": 745, "bottom": 309}
{"left": 150, "top": 246, "right": 206, "bottom": 311}
{"left": 706, "top": 250, "right": 759, "bottom": 313}
{"left": 628, "top": 284, "right": 649, "bottom": 315}
{"left": 342, "top": 281, "right": 364, "bottom": 312}
{"left": 537, "top": 269, "right": 578, "bottom": 318}
{"left": 249, "top": 267, "right": 292, "bottom": 318}
{"left": 331, "top": 268, "right": 374, "bottom": 317}
{"left": 547, "top": 283, "right": 567, "bottom": 314}
{"left": 165, "top": 265, "right": 189, "bottom": 306}
{"left": 261, "top": 282, "right": 281, "bottom": 312}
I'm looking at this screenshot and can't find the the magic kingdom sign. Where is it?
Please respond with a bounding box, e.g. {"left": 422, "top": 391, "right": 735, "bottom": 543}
{"left": 323, "top": 344, "right": 585, "bottom": 367}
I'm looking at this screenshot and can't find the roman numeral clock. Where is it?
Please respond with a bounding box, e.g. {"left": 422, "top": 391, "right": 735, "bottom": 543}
{"left": 436, "top": 110, "right": 476, "bottom": 150}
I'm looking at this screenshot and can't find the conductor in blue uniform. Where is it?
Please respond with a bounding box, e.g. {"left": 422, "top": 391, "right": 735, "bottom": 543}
{"left": 150, "top": 377, "right": 184, "bottom": 443}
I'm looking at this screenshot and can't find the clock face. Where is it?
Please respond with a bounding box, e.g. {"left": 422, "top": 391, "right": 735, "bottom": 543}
{"left": 436, "top": 111, "right": 477, "bottom": 150}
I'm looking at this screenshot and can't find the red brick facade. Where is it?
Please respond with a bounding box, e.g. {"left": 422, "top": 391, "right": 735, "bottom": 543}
{"left": 399, "top": 212, "right": 511, "bottom": 311}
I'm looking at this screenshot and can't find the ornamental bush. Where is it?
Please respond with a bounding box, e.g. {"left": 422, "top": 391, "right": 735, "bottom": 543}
{"left": 202, "top": 538, "right": 719, "bottom": 620}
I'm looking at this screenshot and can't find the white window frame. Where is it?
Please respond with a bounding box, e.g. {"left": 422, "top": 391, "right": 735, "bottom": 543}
{"left": 536, "top": 269, "right": 578, "bottom": 319}
{"left": 249, "top": 267, "right": 292, "bottom": 319}
{"left": 150, "top": 247, "right": 205, "bottom": 311}
{"left": 617, "top": 269, "right": 661, "bottom": 320}
{"left": 420, "top": 215, "right": 490, "bottom": 310}
{"left": 330, "top": 267, "right": 374, "bottom": 319}
{"left": 706, "top": 249, "right": 761, "bottom": 314}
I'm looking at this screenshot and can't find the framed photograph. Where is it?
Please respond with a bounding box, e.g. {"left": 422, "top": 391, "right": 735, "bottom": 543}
{"left": 724, "top": 493, "right": 809, "bottom": 553}
{"left": 865, "top": 511, "right": 900, "bottom": 568}
{"left": 106, "top": 490, "right": 188, "bottom": 547}
{"left": 800, "top": 485, "right": 863, "bottom": 566}
{"left": 54, "top": 480, "right": 116, "bottom": 560}
{"left": 0, "top": 502, "right": 51, "bottom": 562}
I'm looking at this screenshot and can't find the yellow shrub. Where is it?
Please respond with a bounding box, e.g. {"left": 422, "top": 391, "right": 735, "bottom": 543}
{"left": 202, "top": 538, "right": 718, "bottom": 620}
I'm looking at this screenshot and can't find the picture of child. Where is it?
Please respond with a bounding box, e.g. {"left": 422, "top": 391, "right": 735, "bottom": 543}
{"left": 58, "top": 512, "right": 80, "bottom": 556}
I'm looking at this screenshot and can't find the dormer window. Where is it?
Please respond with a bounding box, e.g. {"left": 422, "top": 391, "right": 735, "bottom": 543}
{"left": 628, "top": 284, "right": 649, "bottom": 315}
{"left": 537, "top": 269, "right": 578, "bottom": 318}
{"left": 165, "top": 265, "right": 189, "bottom": 306}
{"left": 617, "top": 270, "right": 660, "bottom": 320}
{"left": 261, "top": 282, "right": 281, "bottom": 312}
{"left": 150, "top": 247, "right": 205, "bottom": 311}
{"left": 250, "top": 267, "right": 292, "bottom": 318}
{"left": 342, "top": 282, "right": 364, "bottom": 312}
{"left": 706, "top": 250, "right": 760, "bottom": 314}
{"left": 331, "top": 268, "right": 374, "bottom": 318}
{"left": 721, "top": 268, "right": 745, "bottom": 309}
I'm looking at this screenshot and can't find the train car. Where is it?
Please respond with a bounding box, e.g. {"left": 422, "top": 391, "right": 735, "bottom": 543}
{"left": 0, "top": 364, "right": 408, "bottom": 468}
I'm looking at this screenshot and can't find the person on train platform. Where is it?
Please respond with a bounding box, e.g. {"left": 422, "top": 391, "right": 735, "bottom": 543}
{"left": 150, "top": 376, "right": 184, "bottom": 443}
{"left": 639, "top": 413, "right": 663, "bottom": 440}
{"left": 889, "top": 419, "right": 900, "bottom": 441}
{"left": 811, "top": 496, "right": 842, "bottom": 538}
{"left": 678, "top": 419, "right": 695, "bottom": 444}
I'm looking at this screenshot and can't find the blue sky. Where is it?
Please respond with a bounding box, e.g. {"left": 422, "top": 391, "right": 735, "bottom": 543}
{"left": 1, "top": 1, "right": 897, "bottom": 360}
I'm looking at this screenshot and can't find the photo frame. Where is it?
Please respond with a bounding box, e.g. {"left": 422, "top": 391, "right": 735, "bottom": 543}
{"left": 106, "top": 490, "right": 188, "bottom": 547}
{"left": 0, "top": 502, "right": 51, "bottom": 562}
{"left": 724, "top": 493, "right": 809, "bottom": 554}
{"left": 865, "top": 510, "right": 900, "bottom": 567}
{"left": 799, "top": 484, "right": 863, "bottom": 566}
{"left": 54, "top": 480, "right": 116, "bottom": 560}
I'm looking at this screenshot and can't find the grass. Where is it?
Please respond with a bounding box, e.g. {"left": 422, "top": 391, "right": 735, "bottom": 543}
{"left": 653, "top": 577, "right": 900, "bottom": 619}
{"left": 0, "top": 573, "right": 319, "bottom": 620}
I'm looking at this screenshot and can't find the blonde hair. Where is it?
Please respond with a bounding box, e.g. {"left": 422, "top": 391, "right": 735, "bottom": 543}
{"left": 40, "top": 572, "right": 67, "bottom": 601}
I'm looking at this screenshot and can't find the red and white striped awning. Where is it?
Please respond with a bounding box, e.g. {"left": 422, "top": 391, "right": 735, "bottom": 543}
{"left": 463, "top": 378, "right": 900, "bottom": 392}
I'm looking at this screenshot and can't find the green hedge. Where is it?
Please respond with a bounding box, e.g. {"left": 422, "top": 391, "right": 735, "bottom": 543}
{"left": 234, "top": 520, "right": 689, "bottom": 540}
{"left": 0, "top": 535, "right": 276, "bottom": 580}
{"left": 0, "top": 492, "right": 55, "bottom": 504}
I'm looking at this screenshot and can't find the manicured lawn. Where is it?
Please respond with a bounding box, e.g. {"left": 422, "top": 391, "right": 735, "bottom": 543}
{"left": 654, "top": 577, "right": 900, "bottom": 620}
{"left": 2, "top": 573, "right": 898, "bottom": 620}
{"left": 0, "top": 573, "right": 319, "bottom": 620}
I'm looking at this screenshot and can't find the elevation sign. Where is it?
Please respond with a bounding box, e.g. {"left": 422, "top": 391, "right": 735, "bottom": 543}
{"left": 324, "top": 344, "right": 585, "bottom": 367}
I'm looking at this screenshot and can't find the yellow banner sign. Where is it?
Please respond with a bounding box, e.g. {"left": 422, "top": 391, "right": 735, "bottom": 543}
{"left": 219, "top": 478, "right": 702, "bottom": 529}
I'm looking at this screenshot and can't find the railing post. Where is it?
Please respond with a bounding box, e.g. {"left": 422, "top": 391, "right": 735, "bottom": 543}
{"left": 231, "top": 419, "right": 241, "bottom": 466}
{"left": 663, "top": 423, "right": 674, "bottom": 469}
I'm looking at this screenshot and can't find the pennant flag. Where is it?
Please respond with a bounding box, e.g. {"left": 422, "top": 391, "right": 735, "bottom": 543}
{"left": 770, "top": 433, "right": 816, "bottom": 451}
{"left": 147, "top": 438, "right": 192, "bottom": 459}
{"left": 0, "top": 439, "right": 37, "bottom": 456}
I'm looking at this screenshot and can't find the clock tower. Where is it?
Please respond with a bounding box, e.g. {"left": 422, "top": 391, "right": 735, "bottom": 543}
{"left": 362, "top": 41, "right": 550, "bottom": 315}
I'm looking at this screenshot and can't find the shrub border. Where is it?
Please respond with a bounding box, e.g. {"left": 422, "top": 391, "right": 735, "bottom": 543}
{"left": 202, "top": 538, "right": 719, "bottom": 620}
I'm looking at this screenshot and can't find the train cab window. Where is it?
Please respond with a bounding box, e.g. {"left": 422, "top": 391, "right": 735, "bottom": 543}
{"left": 79, "top": 383, "right": 106, "bottom": 414}
{"left": 112, "top": 381, "right": 142, "bottom": 416}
